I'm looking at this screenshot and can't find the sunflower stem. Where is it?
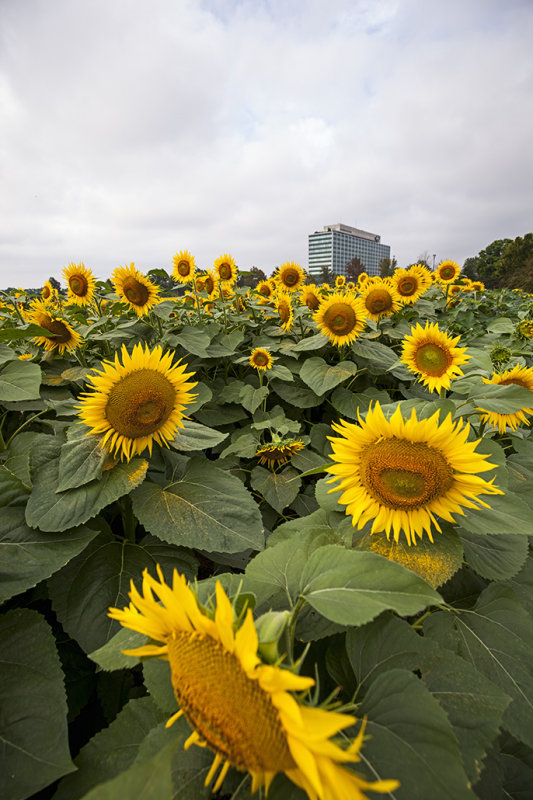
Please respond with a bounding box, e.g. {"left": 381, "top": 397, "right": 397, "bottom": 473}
{"left": 120, "top": 496, "right": 137, "bottom": 541}
{"left": 4, "top": 409, "right": 49, "bottom": 449}
{"left": 284, "top": 596, "right": 307, "bottom": 664}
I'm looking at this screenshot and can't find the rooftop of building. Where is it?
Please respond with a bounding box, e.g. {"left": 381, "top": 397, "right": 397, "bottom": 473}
{"left": 310, "top": 223, "right": 381, "bottom": 242}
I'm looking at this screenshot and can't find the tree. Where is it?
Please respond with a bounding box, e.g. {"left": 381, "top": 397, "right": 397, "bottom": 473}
{"left": 237, "top": 266, "right": 267, "bottom": 289}
{"left": 496, "top": 233, "right": 533, "bottom": 280}
{"left": 319, "top": 266, "right": 335, "bottom": 284}
{"left": 462, "top": 257, "right": 479, "bottom": 280}
{"left": 379, "top": 256, "right": 398, "bottom": 278}
{"left": 48, "top": 276, "right": 62, "bottom": 293}
{"left": 345, "top": 257, "right": 365, "bottom": 282}
{"left": 476, "top": 238, "right": 512, "bottom": 287}
{"left": 416, "top": 251, "right": 432, "bottom": 269}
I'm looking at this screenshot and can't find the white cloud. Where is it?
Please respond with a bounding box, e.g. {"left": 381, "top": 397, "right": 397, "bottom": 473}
{"left": 0, "top": 0, "right": 532, "bottom": 286}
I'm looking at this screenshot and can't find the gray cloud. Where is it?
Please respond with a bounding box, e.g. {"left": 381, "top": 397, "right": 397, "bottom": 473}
{"left": 1, "top": 0, "right": 532, "bottom": 287}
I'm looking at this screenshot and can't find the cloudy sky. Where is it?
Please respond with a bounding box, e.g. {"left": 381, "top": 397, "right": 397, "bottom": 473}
{"left": 1, "top": 0, "right": 532, "bottom": 288}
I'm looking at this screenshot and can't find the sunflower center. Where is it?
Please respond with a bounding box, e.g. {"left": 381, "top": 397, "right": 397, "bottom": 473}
{"left": 323, "top": 302, "right": 357, "bottom": 335}
{"left": 278, "top": 301, "right": 290, "bottom": 323}
{"left": 42, "top": 286, "right": 51, "bottom": 299}
{"left": 360, "top": 438, "right": 454, "bottom": 508}
{"left": 259, "top": 284, "right": 272, "bottom": 297}
{"left": 105, "top": 369, "right": 176, "bottom": 438}
{"left": 397, "top": 278, "right": 416, "bottom": 296}
{"left": 282, "top": 269, "right": 299, "bottom": 286}
{"left": 366, "top": 289, "right": 392, "bottom": 314}
{"left": 70, "top": 275, "right": 88, "bottom": 296}
{"left": 122, "top": 277, "right": 149, "bottom": 306}
{"left": 253, "top": 352, "right": 269, "bottom": 366}
{"left": 43, "top": 319, "right": 72, "bottom": 344}
{"left": 413, "top": 343, "right": 452, "bottom": 376}
{"left": 205, "top": 276, "right": 215, "bottom": 294}
{"left": 440, "top": 266, "right": 455, "bottom": 280}
{"left": 177, "top": 261, "right": 191, "bottom": 277}
{"left": 305, "top": 293, "right": 319, "bottom": 311}
{"left": 218, "top": 263, "right": 232, "bottom": 280}
{"left": 167, "top": 633, "right": 295, "bottom": 773}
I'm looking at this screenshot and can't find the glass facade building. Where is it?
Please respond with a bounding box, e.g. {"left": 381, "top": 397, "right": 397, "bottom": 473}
{"left": 308, "top": 223, "right": 390, "bottom": 279}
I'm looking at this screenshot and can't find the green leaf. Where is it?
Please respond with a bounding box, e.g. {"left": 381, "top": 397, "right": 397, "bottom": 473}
{"left": 352, "top": 338, "right": 399, "bottom": 368}
{"left": 170, "top": 419, "right": 228, "bottom": 451}
{"left": 5, "top": 431, "right": 45, "bottom": 487}
{"left": 57, "top": 427, "right": 109, "bottom": 491}
{"left": 48, "top": 532, "right": 197, "bottom": 653}
{"left": 25, "top": 436, "right": 148, "bottom": 532}
{"left": 424, "top": 584, "right": 533, "bottom": 747}
{"left": 299, "top": 545, "right": 442, "bottom": 626}
{"left": 184, "top": 381, "right": 212, "bottom": 414}
{"left": 420, "top": 640, "right": 511, "bottom": 785}
{"left": 330, "top": 386, "right": 390, "bottom": 420}
{"left": 0, "top": 464, "right": 29, "bottom": 506}
{"left": 89, "top": 626, "right": 148, "bottom": 671}
{"left": 239, "top": 383, "right": 269, "bottom": 413}
{"left": 131, "top": 458, "right": 264, "bottom": 553}
{"left": 268, "top": 508, "right": 349, "bottom": 547}
{"left": 171, "top": 325, "right": 211, "bottom": 357}
{"left": 486, "top": 317, "right": 515, "bottom": 334}
{"left": 299, "top": 357, "right": 357, "bottom": 395}
{"left": 54, "top": 697, "right": 166, "bottom": 800}
{"left": 0, "top": 322, "right": 55, "bottom": 342}
{"left": 457, "top": 491, "right": 533, "bottom": 537}
{"left": 143, "top": 659, "right": 176, "bottom": 714}
{"left": 0, "top": 609, "right": 75, "bottom": 800}
{"left": 0, "top": 343, "right": 16, "bottom": 363}
{"left": 359, "top": 669, "right": 476, "bottom": 799}
{"left": 279, "top": 332, "right": 326, "bottom": 352}
{"left": 460, "top": 530, "right": 528, "bottom": 580}
{"left": 0, "top": 508, "right": 98, "bottom": 604}
{"left": 315, "top": 476, "right": 345, "bottom": 512}
{"left": 250, "top": 465, "right": 301, "bottom": 513}
{"left": 270, "top": 379, "right": 324, "bottom": 408}
{"left": 0, "top": 359, "right": 41, "bottom": 401}
{"left": 469, "top": 382, "right": 533, "bottom": 413}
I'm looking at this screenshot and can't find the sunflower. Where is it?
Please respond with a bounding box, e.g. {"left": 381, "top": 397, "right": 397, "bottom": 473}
{"left": 436, "top": 260, "right": 461, "bottom": 283}
{"left": 335, "top": 274, "right": 346, "bottom": 289}
{"left": 109, "top": 568, "right": 397, "bottom": 799}
{"left": 62, "top": 262, "right": 96, "bottom": 306}
{"left": 299, "top": 283, "right": 321, "bottom": 311}
{"left": 359, "top": 280, "right": 402, "bottom": 322}
{"left": 448, "top": 284, "right": 463, "bottom": 297}
{"left": 112, "top": 264, "right": 161, "bottom": 316}
{"left": 28, "top": 300, "right": 83, "bottom": 354}
{"left": 172, "top": 250, "right": 196, "bottom": 285}
{"left": 76, "top": 343, "right": 197, "bottom": 461}
{"left": 477, "top": 364, "right": 533, "bottom": 434}
{"left": 516, "top": 319, "right": 533, "bottom": 339}
{"left": 255, "top": 280, "right": 276, "bottom": 304}
{"left": 401, "top": 321, "right": 471, "bottom": 393}
{"left": 213, "top": 254, "right": 238, "bottom": 285}
{"left": 391, "top": 266, "right": 430, "bottom": 304}
{"left": 357, "top": 272, "right": 369, "bottom": 286}
{"left": 275, "top": 292, "right": 294, "bottom": 332}
{"left": 314, "top": 293, "right": 367, "bottom": 347}
{"left": 256, "top": 439, "right": 305, "bottom": 466}
{"left": 327, "top": 403, "right": 503, "bottom": 545}
{"left": 470, "top": 281, "right": 485, "bottom": 292}
{"left": 274, "top": 261, "right": 306, "bottom": 292}
{"left": 41, "top": 280, "right": 55, "bottom": 301}
{"left": 249, "top": 348, "right": 274, "bottom": 371}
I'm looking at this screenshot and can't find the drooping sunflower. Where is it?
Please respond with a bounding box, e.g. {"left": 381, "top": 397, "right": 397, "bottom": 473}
{"left": 76, "top": 343, "right": 197, "bottom": 461}
{"left": 299, "top": 283, "right": 321, "bottom": 311}
{"left": 213, "top": 254, "right": 238, "bottom": 285}
{"left": 112, "top": 264, "right": 161, "bottom": 316}
{"left": 274, "top": 261, "right": 306, "bottom": 292}
{"left": 172, "top": 250, "right": 196, "bottom": 285}
{"left": 436, "top": 260, "right": 461, "bottom": 283}
{"left": 314, "top": 293, "right": 367, "bottom": 347}
{"left": 109, "top": 568, "right": 398, "bottom": 799}
{"left": 275, "top": 291, "right": 294, "bottom": 332}
{"left": 256, "top": 439, "right": 305, "bottom": 466}
{"left": 62, "top": 262, "right": 96, "bottom": 306}
{"left": 28, "top": 300, "right": 83, "bottom": 354}
{"left": 470, "top": 280, "right": 485, "bottom": 292}
{"left": 327, "top": 402, "right": 503, "bottom": 545}
{"left": 41, "top": 280, "right": 55, "bottom": 301}
{"left": 358, "top": 280, "right": 402, "bottom": 322}
{"left": 249, "top": 348, "right": 274, "bottom": 371}
{"left": 401, "top": 321, "right": 471, "bottom": 393}
{"left": 391, "top": 265, "right": 430, "bottom": 304}
{"left": 477, "top": 364, "right": 533, "bottom": 434}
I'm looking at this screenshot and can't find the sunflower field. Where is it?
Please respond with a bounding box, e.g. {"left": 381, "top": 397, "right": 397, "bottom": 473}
{"left": 1, "top": 255, "right": 533, "bottom": 800}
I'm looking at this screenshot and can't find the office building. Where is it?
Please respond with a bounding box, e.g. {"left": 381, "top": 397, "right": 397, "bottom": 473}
{"left": 308, "top": 223, "right": 391, "bottom": 279}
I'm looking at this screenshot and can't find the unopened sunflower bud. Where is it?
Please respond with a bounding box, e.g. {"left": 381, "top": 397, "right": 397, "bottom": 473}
{"left": 255, "top": 610, "right": 290, "bottom": 662}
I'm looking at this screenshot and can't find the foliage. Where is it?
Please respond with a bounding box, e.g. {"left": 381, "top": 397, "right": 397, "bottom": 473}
{"left": 1, "top": 260, "right": 533, "bottom": 800}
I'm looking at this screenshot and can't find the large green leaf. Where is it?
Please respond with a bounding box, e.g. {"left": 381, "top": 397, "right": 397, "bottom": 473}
{"left": 469, "top": 382, "right": 533, "bottom": 414}
{"left": 298, "top": 545, "right": 442, "bottom": 626}
{"left": 131, "top": 459, "right": 264, "bottom": 553}
{"left": 330, "top": 386, "right": 390, "bottom": 420}
{"left": 270, "top": 379, "right": 324, "bottom": 408}
{"left": 352, "top": 339, "right": 399, "bottom": 368}
{"left": 358, "top": 669, "right": 476, "bottom": 799}
{"left": 57, "top": 425, "right": 109, "bottom": 491}
{"left": 279, "top": 332, "right": 326, "bottom": 352}
{"left": 460, "top": 530, "right": 529, "bottom": 580}
{"left": 54, "top": 697, "right": 166, "bottom": 800}
{"left": 0, "top": 464, "right": 29, "bottom": 506}
{"left": 4, "top": 431, "right": 44, "bottom": 487}
{"left": 170, "top": 419, "right": 228, "bottom": 451}
{"left": 25, "top": 436, "right": 148, "bottom": 532}
{"left": 250, "top": 465, "right": 301, "bottom": 513}
{"left": 457, "top": 491, "right": 533, "bottom": 536}
{"left": 89, "top": 626, "right": 148, "bottom": 671}
{"left": 0, "top": 609, "right": 75, "bottom": 800}
{"left": 48, "top": 533, "right": 197, "bottom": 653}
{"left": 0, "top": 507, "right": 98, "bottom": 604}
{"left": 424, "top": 584, "right": 533, "bottom": 747}
{"left": 239, "top": 383, "right": 269, "bottom": 413}
{"left": 0, "top": 359, "right": 41, "bottom": 401}
{"left": 299, "top": 357, "right": 357, "bottom": 395}
{"left": 0, "top": 322, "right": 54, "bottom": 342}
